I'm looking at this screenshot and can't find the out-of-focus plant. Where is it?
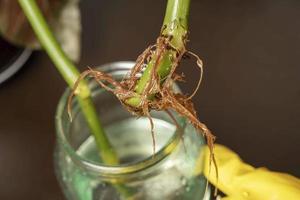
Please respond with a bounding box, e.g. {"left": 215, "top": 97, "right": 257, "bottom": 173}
{"left": 0, "top": 0, "right": 81, "bottom": 61}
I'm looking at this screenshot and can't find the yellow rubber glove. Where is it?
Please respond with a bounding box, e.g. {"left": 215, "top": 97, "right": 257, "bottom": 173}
{"left": 195, "top": 144, "right": 300, "bottom": 200}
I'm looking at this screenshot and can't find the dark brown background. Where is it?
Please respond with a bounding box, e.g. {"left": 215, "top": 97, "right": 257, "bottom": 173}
{"left": 0, "top": 0, "right": 299, "bottom": 199}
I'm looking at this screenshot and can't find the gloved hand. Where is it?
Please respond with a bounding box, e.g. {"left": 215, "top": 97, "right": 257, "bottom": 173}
{"left": 195, "top": 144, "right": 300, "bottom": 200}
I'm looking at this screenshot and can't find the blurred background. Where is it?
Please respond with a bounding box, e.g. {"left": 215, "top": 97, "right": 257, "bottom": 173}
{"left": 0, "top": 0, "right": 299, "bottom": 199}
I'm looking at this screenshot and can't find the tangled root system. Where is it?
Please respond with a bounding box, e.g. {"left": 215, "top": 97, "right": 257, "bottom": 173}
{"left": 68, "top": 32, "right": 217, "bottom": 176}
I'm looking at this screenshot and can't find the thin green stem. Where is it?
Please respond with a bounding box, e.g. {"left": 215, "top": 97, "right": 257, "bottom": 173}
{"left": 126, "top": 0, "right": 190, "bottom": 107}
{"left": 18, "top": 0, "right": 119, "bottom": 165}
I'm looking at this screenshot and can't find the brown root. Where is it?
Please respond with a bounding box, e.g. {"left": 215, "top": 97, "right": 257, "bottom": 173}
{"left": 68, "top": 33, "right": 218, "bottom": 177}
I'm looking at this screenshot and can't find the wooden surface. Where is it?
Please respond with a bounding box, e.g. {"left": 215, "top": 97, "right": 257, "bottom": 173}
{"left": 0, "top": 0, "right": 299, "bottom": 199}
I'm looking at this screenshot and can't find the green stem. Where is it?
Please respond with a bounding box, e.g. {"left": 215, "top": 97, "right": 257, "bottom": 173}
{"left": 126, "top": 0, "right": 190, "bottom": 107}
{"left": 18, "top": 0, "right": 119, "bottom": 165}
{"left": 18, "top": 0, "right": 191, "bottom": 199}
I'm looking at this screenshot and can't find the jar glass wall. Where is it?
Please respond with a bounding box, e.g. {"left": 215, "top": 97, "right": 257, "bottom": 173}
{"left": 55, "top": 61, "right": 211, "bottom": 200}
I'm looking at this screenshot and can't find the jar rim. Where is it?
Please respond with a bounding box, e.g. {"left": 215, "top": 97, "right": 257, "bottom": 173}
{"left": 55, "top": 61, "right": 184, "bottom": 176}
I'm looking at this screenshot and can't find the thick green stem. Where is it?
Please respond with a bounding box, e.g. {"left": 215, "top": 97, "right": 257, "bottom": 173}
{"left": 18, "top": 0, "right": 118, "bottom": 165}
{"left": 126, "top": 0, "right": 190, "bottom": 107}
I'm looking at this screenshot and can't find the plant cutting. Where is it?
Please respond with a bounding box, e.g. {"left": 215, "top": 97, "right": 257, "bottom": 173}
{"left": 18, "top": 0, "right": 216, "bottom": 199}
{"left": 68, "top": 0, "right": 217, "bottom": 156}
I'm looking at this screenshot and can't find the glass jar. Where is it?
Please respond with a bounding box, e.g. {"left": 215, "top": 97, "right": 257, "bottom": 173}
{"left": 55, "top": 61, "right": 211, "bottom": 200}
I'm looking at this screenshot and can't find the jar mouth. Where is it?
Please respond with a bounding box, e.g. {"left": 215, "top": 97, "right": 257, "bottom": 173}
{"left": 55, "top": 61, "right": 184, "bottom": 176}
